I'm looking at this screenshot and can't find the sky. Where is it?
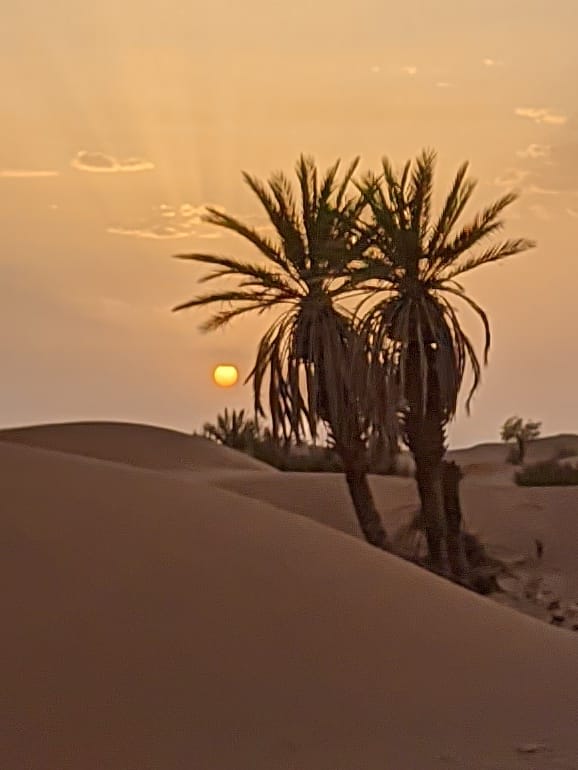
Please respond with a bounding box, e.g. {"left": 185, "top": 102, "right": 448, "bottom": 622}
{"left": 1, "top": 0, "right": 577, "bottom": 448}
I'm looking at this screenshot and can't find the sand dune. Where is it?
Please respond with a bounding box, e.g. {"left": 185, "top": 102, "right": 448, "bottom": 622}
{"left": 0, "top": 420, "right": 274, "bottom": 472}
{"left": 448, "top": 433, "right": 578, "bottom": 466}
{"left": 216, "top": 472, "right": 578, "bottom": 596}
{"left": 2, "top": 434, "right": 578, "bottom": 769}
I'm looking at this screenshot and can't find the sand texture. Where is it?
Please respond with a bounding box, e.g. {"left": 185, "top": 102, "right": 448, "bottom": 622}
{"left": 1, "top": 423, "right": 577, "bottom": 769}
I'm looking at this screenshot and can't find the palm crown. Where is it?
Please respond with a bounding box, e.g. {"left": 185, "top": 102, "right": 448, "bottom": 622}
{"left": 353, "top": 149, "right": 535, "bottom": 421}
{"left": 173, "top": 155, "right": 385, "bottom": 445}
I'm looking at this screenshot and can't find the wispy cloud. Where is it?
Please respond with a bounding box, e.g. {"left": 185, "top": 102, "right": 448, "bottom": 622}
{"left": 514, "top": 108, "right": 567, "bottom": 126}
{"left": 515, "top": 142, "right": 578, "bottom": 195}
{"left": 107, "top": 203, "right": 222, "bottom": 240}
{"left": 435, "top": 81, "right": 453, "bottom": 88}
{"left": 516, "top": 144, "right": 551, "bottom": 159}
{"left": 494, "top": 168, "right": 530, "bottom": 188}
{"left": 494, "top": 168, "right": 561, "bottom": 196}
{"left": 402, "top": 65, "right": 417, "bottom": 76}
{"left": 71, "top": 151, "right": 155, "bottom": 173}
{"left": 482, "top": 58, "right": 503, "bottom": 67}
{"left": 0, "top": 169, "right": 59, "bottom": 179}
{"left": 527, "top": 185, "right": 560, "bottom": 195}
{"left": 566, "top": 208, "right": 578, "bottom": 219}
{"left": 370, "top": 65, "right": 381, "bottom": 74}
{"left": 108, "top": 224, "right": 192, "bottom": 240}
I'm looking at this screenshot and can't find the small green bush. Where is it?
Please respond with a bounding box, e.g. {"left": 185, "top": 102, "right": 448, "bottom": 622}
{"left": 515, "top": 459, "right": 578, "bottom": 486}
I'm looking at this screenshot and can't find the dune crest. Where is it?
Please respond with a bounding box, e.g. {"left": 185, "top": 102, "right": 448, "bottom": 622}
{"left": 0, "top": 420, "right": 275, "bottom": 473}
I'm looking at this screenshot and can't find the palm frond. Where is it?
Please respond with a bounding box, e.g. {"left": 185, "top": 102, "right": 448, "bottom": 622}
{"left": 335, "top": 156, "right": 361, "bottom": 209}
{"left": 432, "top": 191, "right": 520, "bottom": 268}
{"left": 435, "top": 284, "right": 491, "bottom": 364}
{"left": 200, "top": 301, "right": 282, "bottom": 332}
{"left": 427, "top": 162, "right": 476, "bottom": 255}
{"left": 409, "top": 148, "right": 436, "bottom": 242}
{"left": 173, "top": 253, "right": 296, "bottom": 293}
{"left": 242, "top": 172, "right": 306, "bottom": 271}
{"left": 202, "top": 206, "right": 300, "bottom": 280}
{"left": 440, "top": 237, "right": 535, "bottom": 280}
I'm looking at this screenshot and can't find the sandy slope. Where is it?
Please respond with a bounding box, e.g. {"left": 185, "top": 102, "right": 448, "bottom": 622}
{"left": 0, "top": 421, "right": 274, "bottom": 472}
{"left": 1, "top": 428, "right": 578, "bottom": 769}
{"left": 216, "top": 472, "right": 578, "bottom": 601}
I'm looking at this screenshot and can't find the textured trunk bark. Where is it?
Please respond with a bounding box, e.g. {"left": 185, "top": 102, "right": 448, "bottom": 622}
{"left": 442, "top": 460, "right": 469, "bottom": 582}
{"left": 405, "top": 342, "right": 451, "bottom": 577}
{"left": 344, "top": 459, "right": 391, "bottom": 550}
{"left": 413, "top": 457, "right": 450, "bottom": 575}
{"left": 318, "top": 362, "right": 391, "bottom": 552}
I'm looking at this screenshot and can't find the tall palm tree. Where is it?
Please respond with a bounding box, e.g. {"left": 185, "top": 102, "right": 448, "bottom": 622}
{"left": 354, "top": 150, "right": 535, "bottom": 577}
{"left": 172, "top": 156, "right": 393, "bottom": 550}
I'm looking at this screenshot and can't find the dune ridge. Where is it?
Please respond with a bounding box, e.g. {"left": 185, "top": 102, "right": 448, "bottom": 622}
{"left": 0, "top": 420, "right": 275, "bottom": 472}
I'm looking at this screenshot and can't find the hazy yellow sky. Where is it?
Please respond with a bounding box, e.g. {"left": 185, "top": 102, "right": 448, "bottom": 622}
{"left": 1, "top": 0, "right": 577, "bottom": 447}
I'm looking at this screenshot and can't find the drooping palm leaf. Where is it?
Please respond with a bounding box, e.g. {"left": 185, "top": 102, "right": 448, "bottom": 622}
{"left": 356, "top": 151, "right": 535, "bottom": 423}
{"left": 173, "top": 154, "right": 393, "bottom": 447}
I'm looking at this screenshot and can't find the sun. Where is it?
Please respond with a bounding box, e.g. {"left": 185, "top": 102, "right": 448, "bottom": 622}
{"left": 213, "top": 364, "right": 239, "bottom": 388}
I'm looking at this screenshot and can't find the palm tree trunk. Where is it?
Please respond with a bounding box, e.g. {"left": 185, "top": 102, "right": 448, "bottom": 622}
{"left": 442, "top": 460, "right": 469, "bottom": 581}
{"left": 318, "top": 368, "right": 391, "bottom": 552}
{"left": 344, "top": 459, "right": 391, "bottom": 550}
{"left": 336, "top": 438, "right": 391, "bottom": 551}
{"left": 405, "top": 343, "right": 451, "bottom": 577}
{"left": 413, "top": 456, "right": 450, "bottom": 575}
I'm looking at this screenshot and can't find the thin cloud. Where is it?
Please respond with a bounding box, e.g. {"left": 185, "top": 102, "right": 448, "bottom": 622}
{"left": 482, "top": 58, "right": 503, "bottom": 67}
{"left": 527, "top": 185, "right": 560, "bottom": 195}
{"left": 494, "top": 168, "right": 530, "bottom": 188}
{"left": 566, "top": 208, "right": 578, "bottom": 219}
{"left": 402, "top": 65, "right": 417, "bottom": 76}
{"left": 516, "top": 144, "right": 551, "bottom": 159}
{"left": 107, "top": 224, "right": 192, "bottom": 240}
{"left": 107, "top": 203, "right": 223, "bottom": 240}
{"left": 0, "top": 169, "right": 59, "bottom": 179}
{"left": 370, "top": 65, "right": 381, "bottom": 74}
{"left": 518, "top": 142, "right": 578, "bottom": 195}
{"left": 71, "top": 151, "right": 154, "bottom": 173}
{"left": 514, "top": 108, "right": 567, "bottom": 126}
{"left": 435, "top": 81, "right": 453, "bottom": 88}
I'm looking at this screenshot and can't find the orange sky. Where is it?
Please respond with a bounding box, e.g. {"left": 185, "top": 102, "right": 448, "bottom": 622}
{"left": 1, "top": 0, "right": 577, "bottom": 447}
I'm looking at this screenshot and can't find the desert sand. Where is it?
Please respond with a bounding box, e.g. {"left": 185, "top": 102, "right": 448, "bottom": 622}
{"left": 1, "top": 422, "right": 577, "bottom": 769}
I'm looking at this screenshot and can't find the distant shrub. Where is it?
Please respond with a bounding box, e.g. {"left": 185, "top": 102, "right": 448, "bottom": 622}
{"left": 515, "top": 459, "right": 578, "bottom": 486}
{"left": 250, "top": 439, "right": 407, "bottom": 475}
{"left": 554, "top": 445, "right": 578, "bottom": 460}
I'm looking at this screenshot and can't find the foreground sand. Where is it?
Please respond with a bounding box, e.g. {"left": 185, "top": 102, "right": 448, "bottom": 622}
{"left": 1, "top": 423, "right": 577, "bottom": 769}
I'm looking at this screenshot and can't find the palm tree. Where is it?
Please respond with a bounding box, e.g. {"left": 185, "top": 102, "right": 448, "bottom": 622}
{"left": 500, "top": 416, "right": 541, "bottom": 464}
{"left": 202, "top": 408, "right": 258, "bottom": 451}
{"left": 354, "top": 150, "right": 535, "bottom": 577}
{"left": 173, "top": 156, "right": 393, "bottom": 550}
